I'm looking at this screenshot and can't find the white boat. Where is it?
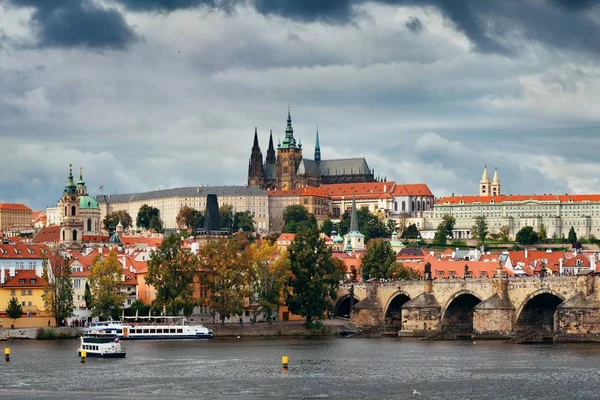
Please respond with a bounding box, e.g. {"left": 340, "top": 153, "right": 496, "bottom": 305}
{"left": 85, "top": 316, "right": 214, "bottom": 340}
{"left": 77, "top": 334, "right": 126, "bottom": 358}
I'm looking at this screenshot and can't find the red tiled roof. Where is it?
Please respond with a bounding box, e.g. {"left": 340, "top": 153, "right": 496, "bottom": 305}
{"left": 277, "top": 233, "right": 295, "bottom": 242}
{"left": 323, "top": 182, "right": 395, "bottom": 200}
{"left": 119, "top": 236, "right": 163, "bottom": 247}
{"left": 0, "top": 203, "right": 32, "bottom": 211}
{"left": 82, "top": 235, "right": 110, "bottom": 243}
{"left": 2, "top": 270, "right": 48, "bottom": 287}
{"left": 437, "top": 194, "right": 600, "bottom": 205}
{"left": 391, "top": 183, "right": 433, "bottom": 197}
{"left": 0, "top": 242, "right": 49, "bottom": 259}
{"left": 33, "top": 226, "right": 60, "bottom": 243}
{"left": 403, "top": 254, "right": 514, "bottom": 278}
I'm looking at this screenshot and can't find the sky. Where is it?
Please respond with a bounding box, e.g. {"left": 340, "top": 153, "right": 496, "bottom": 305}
{"left": 1, "top": 0, "right": 600, "bottom": 210}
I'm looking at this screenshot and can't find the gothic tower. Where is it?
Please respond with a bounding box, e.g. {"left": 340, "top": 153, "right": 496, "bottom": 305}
{"left": 247, "top": 127, "right": 264, "bottom": 187}
{"left": 275, "top": 107, "right": 303, "bottom": 191}
{"left": 266, "top": 130, "right": 276, "bottom": 165}
{"left": 314, "top": 126, "right": 321, "bottom": 163}
{"left": 491, "top": 167, "right": 501, "bottom": 196}
{"left": 479, "top": 165, "right": 491, "bottom": 196}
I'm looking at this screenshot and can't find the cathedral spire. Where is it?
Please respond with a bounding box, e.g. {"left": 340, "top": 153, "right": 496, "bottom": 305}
{"left": 350, "top": 194, "right": 359, "bottom": 233}
{"left": 266, "top": 129, "right": 276, "bottom": 164}
{"left": 481, "top": 165, "right": 490, "bottom": 183}
{"left": 64, "top": 164, "right": 76, "bottom": 195}
{"left": 252, "top": 127, "right": 260, "bottom": 149}
{"left": 314, "top": 126, "right": 321, "bottom": 163}
{"left": 285, "top": 106, "right": 293, "bottom": 139}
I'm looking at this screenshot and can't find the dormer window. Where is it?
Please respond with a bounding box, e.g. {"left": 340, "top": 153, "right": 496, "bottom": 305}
{"left": 576, "top": 259, "right": 583, "bottom": 266}
{"left": 30, "top": 279, "right": 36, "bottom": 284}
{"left": 19, "top": 279, "right": 25, "bottom": 284}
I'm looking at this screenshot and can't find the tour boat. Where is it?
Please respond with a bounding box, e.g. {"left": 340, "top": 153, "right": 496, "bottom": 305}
{"left": 85, "top": 316, "right": 214, "bottom": 340}
{"left": 77, "top": 334, "right": 126, "bottom": 358}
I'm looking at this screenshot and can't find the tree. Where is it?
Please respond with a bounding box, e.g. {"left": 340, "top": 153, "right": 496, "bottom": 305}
{"left": 286, "top": 228, "right": 343, "bottom": 327}
{"left": 539, "top": 223, "right": 548, "bottom": 243}
{"left": 176, "top": 206, "right": 196, "bottom": 231}
{"left": 6, "top": 296, "right": 22, "bottom": 326}
{"left": 146, "top": 234, "right": 199, "bottom": 317}
{"left": 137, "top": 204, "right": 162, "bottom": 232}
{"left": 42, "top": 251, "right": 74, "bottom": 326}
{"left": 84, "top": 281, "right": 92, "bottom": 310}
{"left": 282, "top": 205, "right": 317, "bottom": 233}
{"left": 401, "top": 223, "right": 419, "bottom": 239}
{"left": 219, "top": 204, "right": 234, "bottom": 230}
{"left": 361, "top": 240, "right": 396, "bottom": 280}
{"left": 568, "top": 226, "right": 577, "bottom": 245}
{"left": 246, "top": 241, "right": 291, "bottom": 324}
{"left": 516, "top": 226, "right": 538, "bottom": 245}
{"left": 200, "top": 238, "right": 251, "bottom": 325}
{"left": 233, "top": 211, "right": 255, "bottom": 232}
{"left": 89, "top": 250, "right": 126, "bottom": 320}
{"left": 499, "top": 225, "right": 511, "bottom": 242}
{"left": 102, "top": 210, "right": 133, "bottom": 231}
{"left": 128, "top": 299, "right": 151, "bottom": 317}
{"left": 386, "top": 262, "right": 422, "bottom": 280}
{"left": 338, "top": 208, "right": 388, "bottom": 242}
{"left": 320, "top": 218, "right": 335, "bottom": 235}
{"left": 386, "top": 219, "right": 397, "bottom": 236}
{"left": 471, "top": 216, "right": 488, "bottom": 246}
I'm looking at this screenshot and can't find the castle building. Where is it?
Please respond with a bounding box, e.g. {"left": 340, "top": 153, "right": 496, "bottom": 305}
{"left": 57, "top": 165, "right": 101, "bottom": 246}
{"left": 248, "top": 108, "right": 375, "bottom": 191}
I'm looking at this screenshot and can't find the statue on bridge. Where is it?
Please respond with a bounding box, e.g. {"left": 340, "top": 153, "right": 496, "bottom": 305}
{"left": 424, "top": 262, "right": 432, "bottom": 280}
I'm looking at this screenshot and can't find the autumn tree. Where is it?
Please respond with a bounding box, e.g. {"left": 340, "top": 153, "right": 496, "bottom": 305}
{"left": 176, "top": 206, "right": 196, "bottom": 231}
{"left": 200, "top": 238, "right": 250, "bottom": 325}
{"left": 386, "top": 262, "right": 422, "bottom": 280}
{"left": 146, "top": 234, "right": 198, "bottom": 317}
{"left": 89, "top": 251, "right": 126, "bottom": 320}
{"left": 102, "top": 210, "right": 133, "bottom": 231}
{"left": 361, "top": 240, "right": 397, "bottom": 280}
{"left": 42, "top": 250, "right": 74, "bottom": 326}
{"left": 245, "top": 241, "right": 291, "bottom": 324}
{"left": 6, "top": 296, "right": 22, "bottom": 327}
{"left": 471, "top": 216, "right": 489, "bottom": 246}
{"left": 286, "top": 228, "right": 343, "bottom": 327}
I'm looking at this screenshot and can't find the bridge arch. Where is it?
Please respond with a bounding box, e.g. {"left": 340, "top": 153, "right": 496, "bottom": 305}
{"left": 515, "top": 289, "right": 565, "bottom": 332}
{"left": 383, "top": 291, "right": 411, "bottom": 328}
{"left": 334, "top": 294, "right": 360, "bottom": 318}
{"left": 441, "top": 290, "right": 482, "bottom": 333}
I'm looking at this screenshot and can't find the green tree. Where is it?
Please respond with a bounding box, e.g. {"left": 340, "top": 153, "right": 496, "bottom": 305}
{"left": 89, "top": 251, "right": 126, "bottom": 320}
{"left": 246, "top": 241, "right": 291, "bottom": 324}
{"left": 42, "top": 251, "right": 74, "bottom": 326}
{"left": 146, "top": 234, "right": 199, "bottom": 317}
{"left": 516, "top": 226, "right": 538, "bottom": 245}
{"left": 286, "top": 228, "right": 343, "bottom": 327}
{"left": 386, "top": 219, "right": 397, "bottom": 236}
{"left": 128, "top": 299, "right": 151, "bottom": 317}
{"left": 361, "top": 240, "right": 397, "bottom": 280}
{"left": 282, "top": 205, "right": 317, "bottom": 233}
{"left": 320, "top": 218, "right": 335, "bottom": 235}
{"left": 102, "top": 210, "right": 133, "bottom": 231}
{"left": 338, "top": 208, "right": 388, "bottom": 242}
{"left": 84, "top": 281, "right": 92, "bottom": 310}
{"left": 539, "top": 223, "right": 548, "bottom": 243}
{"left": 401, "top": 223, "right": 419, "bottom": 239}
{"left": 471, "top": 216, "right": 489, "bottom": 246}
{"left": 200, "top": 238, "right": 251, "bottom": 325}
{"left": 568, "top": 226, "right": 577, "bottom": 245}
{"left": 233, "top": 211, "right": 255, "bottom": 232}
{"left": 434, "top": 215, "right": 456, "bottom": 245}
{"left": 386, "top": 262, "right": 422, "bottom": 280}
{"left": 219, "top": 204, "right": 234, "bottom": 230}
{"left": 137, "top": 204, "right": 161, "bottom": 232}
{"left": 499, "top": 225, "right": 511, "bottom": 242}
{"left": 6, "top": 296, "right": 22, "bottom": 326}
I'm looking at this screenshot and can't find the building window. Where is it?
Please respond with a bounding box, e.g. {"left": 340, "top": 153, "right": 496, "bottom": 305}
{"left": 71, "top": 205, "right": 76, "bottom": 216}
{"left": 402, "top": 201, "right": 406, "bottom": 211}
{"left": 394, "top": 201, "right": 398, "bottom": 212}
{"left": 10, "top": 289, "right": 15, "bottom": 295}
{"left": 72, "top": 229, "right": 78, "bottom": 241}
{"left": 87, "top": 219, "right": 92, "bottom": 231}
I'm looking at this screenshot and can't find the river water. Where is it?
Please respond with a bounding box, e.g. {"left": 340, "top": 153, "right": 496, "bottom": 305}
{"left": 1, "top": 337, "right": 600, "bottom": 399}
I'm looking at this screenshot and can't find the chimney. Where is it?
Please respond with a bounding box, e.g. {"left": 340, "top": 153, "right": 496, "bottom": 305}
{"left": 525, "top": 248, "right": 528, "bottom": 259}
{"left": 559, "top": 258, "right": 564, "bottom": 275}
{"left": 9, "top": 266, "right": 15, "bottom": 277}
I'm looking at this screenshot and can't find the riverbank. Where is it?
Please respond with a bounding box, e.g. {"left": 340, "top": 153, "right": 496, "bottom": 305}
{"left": 0, "top": 327, "right": 82, "bottom": 340}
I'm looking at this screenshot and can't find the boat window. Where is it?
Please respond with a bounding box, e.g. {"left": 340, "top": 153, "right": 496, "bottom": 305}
{"left": 157, "top": 329, "right": 163, "bottom": 334}
{"left": 170, "top": 329, "right": 176, "bottom": 334}
{"left": 176, "top": 329, "right": 183, "bottom": 334}
{"left": 149, "top": 329, "right": 156, "bottom": 334}
{"left": 143, "top": 329, "right": 149, "bottom": 334}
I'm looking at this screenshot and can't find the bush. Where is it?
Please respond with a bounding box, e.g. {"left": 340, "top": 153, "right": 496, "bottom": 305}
{"left": 36, "top": 328, "right": 57, "bottom": 340}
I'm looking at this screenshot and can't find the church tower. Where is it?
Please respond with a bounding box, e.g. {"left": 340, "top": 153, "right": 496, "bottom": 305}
{"left": 247, "top": 127, "right": 264, "bottom": 187}
{"left": 266, "top": 130, "right": 276, "bottom": 165}
{"left": 59, "top": 164, "right": 84, "bottom": 246}
{"left": 314, "top": 127, "right": 321, "bottom": 163}
{"left": 479, "top": 165, "right": 491, "bottom": 196}
{"left": 275, "top": 107, "right": 303, "bottom": 190}
{"left": 491, "top": 167, "right": 501, "bottom": 196}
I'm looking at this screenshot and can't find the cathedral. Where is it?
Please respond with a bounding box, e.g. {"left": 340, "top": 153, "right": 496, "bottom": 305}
{"left": 247, "top": 108, "right": 375, "bottom": 190}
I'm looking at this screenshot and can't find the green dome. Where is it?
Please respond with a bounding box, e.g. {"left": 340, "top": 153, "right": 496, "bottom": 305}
{"left": 79, "top": 195, "right": 99, "bottom": 209}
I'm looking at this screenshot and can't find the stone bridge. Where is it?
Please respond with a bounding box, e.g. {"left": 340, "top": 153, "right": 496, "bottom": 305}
{"left": 335, "top": 270, "right": 600, "bottom": 340}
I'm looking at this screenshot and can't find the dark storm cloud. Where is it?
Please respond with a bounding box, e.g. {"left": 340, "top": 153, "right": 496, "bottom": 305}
{"left": 253, "top": 0, "right": 355, "bottom": 24}
{"left": 117, "top": 0, "right": 240, "bottom": 13}
{"left": 404, "top": 17, "right": 423, "bottom": 34}
{"left": 8, "top": 0, "right": 137, "bottom": 49}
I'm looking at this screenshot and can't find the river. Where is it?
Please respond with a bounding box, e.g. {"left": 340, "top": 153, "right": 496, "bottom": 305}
{"left": 1, "top": 337, "right": 600, "bottom": 399}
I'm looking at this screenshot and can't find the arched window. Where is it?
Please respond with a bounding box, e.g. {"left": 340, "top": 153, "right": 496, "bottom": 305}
{"left": 422, "top": 200, "right": 426, "bottom": 211}
{"left": 411, "top": 200, "right": 415, "bottom": 211}
{"left": 62, "top": 230, "right": 65, "bottom": 241}
{"left": 72, "top": 230, "right": 77, "bottom": 241}
{"left": 64, "top": 206, "right": 67, "bottom": 216}
{"left": 394, "top": 201, "right": 398, "bottom": 212}
{"left": 71, "top": 205, "right": 76, "bottom": 216}
{"left": 402, "top": 201, "right": 406, "bottom": 211}
{"left": 87, "top": 219, "right": 92, "bottom": 231}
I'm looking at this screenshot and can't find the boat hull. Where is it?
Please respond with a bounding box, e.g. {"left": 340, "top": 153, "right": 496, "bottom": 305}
{"left": 78, "top": 351, "right": 126, "bottom": 358}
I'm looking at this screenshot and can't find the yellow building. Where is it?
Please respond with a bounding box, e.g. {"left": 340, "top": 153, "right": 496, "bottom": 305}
{"left": 0, "top": 270, "right": 53, "bottom": 328}
{"left": 0, "top": 203, "right": 32, "bottom": 231}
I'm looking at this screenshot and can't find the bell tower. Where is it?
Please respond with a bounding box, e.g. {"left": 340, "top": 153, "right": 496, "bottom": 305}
{"left": 59, "top": 164, "right": 84, "bottom": 246}
{"left": 479, "top": 165, "right": 491, "bottom": 196}
{"left": 275, "top": 107, "right": 303, "bottom": 190}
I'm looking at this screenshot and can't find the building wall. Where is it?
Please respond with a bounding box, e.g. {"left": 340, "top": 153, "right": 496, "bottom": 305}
{"left": 268, "top": 195, "right": 300, "bottom": 232}
{"left": 0, "top": 206, "right": 32, "bottom": 231}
